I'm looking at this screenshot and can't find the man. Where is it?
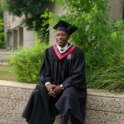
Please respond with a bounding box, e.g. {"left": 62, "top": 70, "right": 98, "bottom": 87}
{"left": 22, "top": 20, "right": 87, "bottom": 124}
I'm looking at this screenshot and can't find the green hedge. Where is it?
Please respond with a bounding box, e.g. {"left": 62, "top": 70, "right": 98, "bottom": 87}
{"left": 86, "top": 30, "right": 124, "bottom": 92}
{"left": 9, "top": 42, "right": 49, "bottom": 83}
{"left": 53, "top": 0, "right": 124, "bottom": 92}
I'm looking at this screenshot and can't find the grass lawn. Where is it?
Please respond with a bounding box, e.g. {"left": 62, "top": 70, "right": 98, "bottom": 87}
{"left": 0, "top": 65, "right": 17, "bottom": 81}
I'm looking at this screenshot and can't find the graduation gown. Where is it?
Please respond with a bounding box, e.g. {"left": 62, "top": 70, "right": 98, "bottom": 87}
{"left": 22, "top": 44, "right": 87, "bottom": 124}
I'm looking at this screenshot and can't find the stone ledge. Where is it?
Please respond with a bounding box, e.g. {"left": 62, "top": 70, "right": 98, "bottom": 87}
{"left": 0, "top": 80, "right": 35, "bottom": 89}
{"left": 0, "top": 80, "right": 124, "bottom": 124}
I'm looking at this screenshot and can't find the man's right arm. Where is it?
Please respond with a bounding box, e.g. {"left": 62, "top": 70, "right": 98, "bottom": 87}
{"left": 39, "top": 49, "right": 52, "bottom": 84}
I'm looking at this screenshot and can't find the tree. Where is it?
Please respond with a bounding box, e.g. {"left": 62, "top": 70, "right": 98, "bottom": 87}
{"left": 2, "top": 0, "right": 54, "bottom": 42}
{"left": 0, "top": 2, "right": 4, "bottom": 48}
{"left": 56, "top": 0, "right": 110, "bottom": 51}
{"left": 55, "top": 0, "right": 124, "bottom": 92}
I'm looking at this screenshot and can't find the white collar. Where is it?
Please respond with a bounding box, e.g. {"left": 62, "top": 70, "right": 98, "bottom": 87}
{"left": 57, "top": 44, "right": 68, "bottom": 53}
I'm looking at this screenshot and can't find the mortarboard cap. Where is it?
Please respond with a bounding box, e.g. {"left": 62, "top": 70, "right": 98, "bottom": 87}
{"left": 53, "top": 20, "right": 78, "bottom": 35}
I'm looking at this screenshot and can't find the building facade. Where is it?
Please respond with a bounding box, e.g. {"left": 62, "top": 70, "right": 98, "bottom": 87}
{"left": 3, "top": 0, "right": 124, "bottom": 50}
{"left": 3, "top": 12, "right": 36, "bottom": 50}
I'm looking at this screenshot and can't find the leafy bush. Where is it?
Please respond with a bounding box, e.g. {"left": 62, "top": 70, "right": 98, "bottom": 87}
{"left": 54, "top": 0, "right": 124, "bottom": 92}
{"left": 56, "top": 0, "right": 109, "bottom": 52}
{"left": 0, "top": 41, "right": 5, "bottom": 48}
{"left": 86, "top": 27, "right": 124, "bottom": 92}
{"left": 2, "top": 0, "right": 54, "bottom": 42}
{"left": 2, "top": 0, "right": 54, "bottom": 31}
{"left": 0, "top": 19, "right": 5, "bottom": 48}
{"left": 9, "top": 42, "right": 49, "bottom": 83}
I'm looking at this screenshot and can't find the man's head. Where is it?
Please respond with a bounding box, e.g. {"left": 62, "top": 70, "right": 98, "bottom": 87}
{"left": 53, "top": 20, "right": 78, "bottom": 47}
{"left": 55, "top": 30, "right": 70, "bottom": 47}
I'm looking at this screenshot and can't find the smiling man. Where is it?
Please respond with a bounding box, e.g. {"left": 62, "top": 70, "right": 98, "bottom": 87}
{"left": 22, "top": 20, "right": 87, "bottom": 124}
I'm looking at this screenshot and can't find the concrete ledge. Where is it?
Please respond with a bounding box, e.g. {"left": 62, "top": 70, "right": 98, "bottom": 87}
{"left": 0, "top": 80, "right": 124, "bottom": 124}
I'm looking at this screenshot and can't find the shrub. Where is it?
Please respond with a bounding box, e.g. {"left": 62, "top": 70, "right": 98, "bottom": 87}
{"left": 0, "top": 19, "right": 4, "bottom": 48}
{"left": 54, "top": 0, "right": 124, "bottom": 92}
{"left": 86, "top": 21, "right": 124, "bottom": 92}
{"left": 0, "top": 40, "right": 5, "bottom": 48}
{"left": 9, "top": 42, "right": 49, "bottom": 83}
{"left": 56, "top": 0, "right": 109, "bottom": 52}
{"left": 2, "top": 0, "right": 54, "bottom": 42}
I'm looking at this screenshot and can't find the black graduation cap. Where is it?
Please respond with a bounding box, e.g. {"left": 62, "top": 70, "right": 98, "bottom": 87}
{"left": 53, "top": 20, "right": 78, "bottom": 35}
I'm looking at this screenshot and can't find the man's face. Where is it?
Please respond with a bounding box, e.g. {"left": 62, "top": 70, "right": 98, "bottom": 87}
{"left": 55, "top": 31, "right": 70, "bottom": 47}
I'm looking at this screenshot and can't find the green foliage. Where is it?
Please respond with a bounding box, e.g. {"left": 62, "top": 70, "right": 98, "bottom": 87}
{"left": 0, "top": 20, "right": 5, "bottom": 48}
{"left": 86, "top": 25, "right": 124, "bottom": 92}
{"left": 2, "top": 0, "right": 54, "bottom": 41}
{"left": 56, "top": 0, "right": 124, "bottom": 92}
{"left": 9, "top": 42, "right": 49, "bottom": 83}
{"left": 56, "top": 0, "right": 109, "bottom": 51}
{"left": 34, "top": 11, "right": 53, "bottom": 43}
{"left": 84, "top": 21, "right": 124, "bottom": 92}
{"left": 2, "top": 0, "right": 54, "bottom": 17}
{"left": 0, "top": 4, "right": 5, "bottom": 48}
{"left": 0, "top": 40, "right": 5, "bottom": 48}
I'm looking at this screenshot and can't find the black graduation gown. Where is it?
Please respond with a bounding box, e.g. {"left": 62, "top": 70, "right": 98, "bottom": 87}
{"left": 22, "top": 45, "right": 87, "bottom": 124}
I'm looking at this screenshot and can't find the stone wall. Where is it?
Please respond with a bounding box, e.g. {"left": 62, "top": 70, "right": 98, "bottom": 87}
{"left": 0, "top": 80, "right": 124, "bottom": 124}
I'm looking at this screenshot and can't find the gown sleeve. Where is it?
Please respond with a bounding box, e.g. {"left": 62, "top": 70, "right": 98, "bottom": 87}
{"left": 39, "top": 49, "right": 52, "bottom": 84}
{"left": 62, "top": 50, "right": 86, "bottom": 89}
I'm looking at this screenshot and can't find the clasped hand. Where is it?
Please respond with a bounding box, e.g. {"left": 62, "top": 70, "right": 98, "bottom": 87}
{"left": 46, "top": 84, "right": 62, "bottom": 97}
